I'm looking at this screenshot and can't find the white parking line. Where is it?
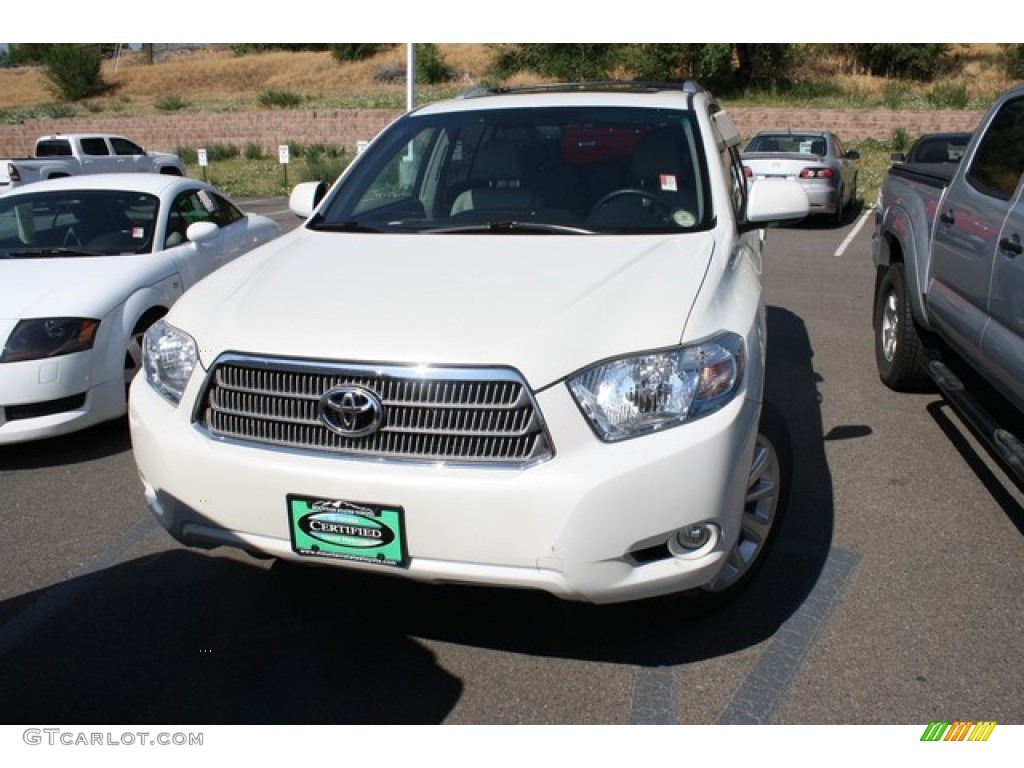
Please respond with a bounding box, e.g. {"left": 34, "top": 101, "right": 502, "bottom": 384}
{"left": 834, "top": 206, "right": 874, "bottom": 258}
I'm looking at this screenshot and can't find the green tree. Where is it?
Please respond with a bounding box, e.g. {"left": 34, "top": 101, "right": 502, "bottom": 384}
{"left": 416, "top": 43, "right": 452, "bottom": 84}
{"left": 1002, "top": 44, "right": 1024, "bottom": 79}
{"left": 489, "top": 44, "right": 622, "bottom": 81}
{"left": 330, "top": 44, "right": 384, "bottom": 63}
{"left": 848, "top": 44, "right": 948, "bottom": 80}
{"left": 44, "top": 44, "right": 109, "bottom": 101}
{"left": 8, "top": 44, "right": 56, "bottom": 66}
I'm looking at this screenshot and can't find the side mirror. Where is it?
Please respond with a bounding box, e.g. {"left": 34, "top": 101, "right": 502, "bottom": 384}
{"left": 890, "top": 152, "right": 906, "bottom": 163}
{"left": 186, "top": 221, "right": 219, "bottom": 244}
{"left": 741, "top": 179, "right": 809, "bottom": 232}
{"left": 847, "top": 150, "right": 861, "bottom": 160}
{"left": 289, "top": 181, "right": 328, "bottom": 219}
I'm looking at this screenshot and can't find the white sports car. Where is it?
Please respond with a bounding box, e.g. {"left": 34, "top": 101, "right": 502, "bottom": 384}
{"left": 0, "top": 173, "right": 281, "bottom": 444}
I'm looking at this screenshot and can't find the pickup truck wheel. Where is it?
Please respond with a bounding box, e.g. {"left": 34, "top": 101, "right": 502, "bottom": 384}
{"left": 875, "top": 262, "right": 930, "bottom": 391}
{"left": 698, "top": 401, "right": 790, "bottom": 603}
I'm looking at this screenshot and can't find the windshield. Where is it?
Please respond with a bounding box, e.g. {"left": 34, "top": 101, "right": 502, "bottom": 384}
{"left": 0, "top": 189, "right": 158, "bottom": 257}
{"left": 313, "top": 106, "right": 710, "bottom": 235}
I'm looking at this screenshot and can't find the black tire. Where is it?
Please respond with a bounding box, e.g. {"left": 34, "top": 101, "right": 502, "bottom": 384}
{"left": 831, "top": 185, "right": 845, "bottom": 226}
{"left": 874, "top": 262, "right": 931, "bottom": 391}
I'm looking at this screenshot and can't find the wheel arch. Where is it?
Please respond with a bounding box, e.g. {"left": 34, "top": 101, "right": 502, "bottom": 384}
{"left": 875, "top": 204, "right": 931, "bottom": 331}
{"left": 89, "top": 275, "right": 183, "bottom": 410}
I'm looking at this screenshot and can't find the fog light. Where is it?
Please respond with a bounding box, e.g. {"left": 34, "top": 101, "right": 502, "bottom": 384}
{"left": 676, "top": 525, "right": 712, "bottom": 550}
{"left": 668, "top": 523, "right": 719, "bottom": 558}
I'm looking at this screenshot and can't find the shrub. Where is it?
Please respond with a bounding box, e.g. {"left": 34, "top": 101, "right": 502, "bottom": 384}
{"left": 155, "top": 94, "right": 190, "bottom": 112}
{"left": 243, "top": 143, "right": 264, "bottom": 160}
{"left": 1002, "top": 44, "right": 1024, "bottom": 79}
{"left": 927, "top": 83, "right": 969, "bottom": 109}
{"left": 175, "top": 146, "right": 198, "bottom": 165}
{"left": 881, "top": 81, "right": 911, "bottom": 109}
{"left": 231, "top": 44, "right": 266, "bottom": 56}
{"left": 259, "top": 90, "right": 303, "bottom": 109}
{"left": 330, "top": 44, "right": 383, "bottom": 63}
{"left": 7, "top": 44, "right": 55, "bottom": 66}
{"left": 849, "top": 44, "right": 948, "bottom": 81}
{"left": 375, "top": 63, "right": 406, "bottom": 84}
{"left": 890, "top": 127, "right": 911, "bottom": 152}
{"left": 301, "top": 152, "right": 351, "bottom": 185}
{"left": 206, "top": 143, "right": 240, "bottom": 162}
{"left": 43, "top": 44, "right": 109, "bottom": 101}
{"left": 40, "top": 102, "right": 77, "bottom": 118}
{"left": 416, "top": 43, "right": 453, "bottom": 84}
{"left": 489, "top": 44, "right": 621, "bottom": 81}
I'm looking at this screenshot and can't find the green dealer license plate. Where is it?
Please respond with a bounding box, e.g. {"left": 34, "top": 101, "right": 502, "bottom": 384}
{"left": 287, "top": 495, "right": 407, "bottom": 567}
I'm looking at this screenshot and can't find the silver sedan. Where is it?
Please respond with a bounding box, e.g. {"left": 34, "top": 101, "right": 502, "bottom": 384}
{"left": 741, "top": 130, "right": 860, "bottom": 225}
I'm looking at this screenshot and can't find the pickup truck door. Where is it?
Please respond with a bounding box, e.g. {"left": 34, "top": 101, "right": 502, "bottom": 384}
{"left": 109, "top": 137, "right": 152, "bottom": 173}
{"left": 980, "top": 179, "right": 1024, "bottom": 410}
{"left": 927, "top": 96, "right": 1024, "bottom": 364}
{"left": 78, "top": 136, "right": 120, "bottom": 174}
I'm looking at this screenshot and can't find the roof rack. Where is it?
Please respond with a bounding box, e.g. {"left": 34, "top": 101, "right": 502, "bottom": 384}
{"left": 456, "top": 80, "right": 703, "bottom": 99}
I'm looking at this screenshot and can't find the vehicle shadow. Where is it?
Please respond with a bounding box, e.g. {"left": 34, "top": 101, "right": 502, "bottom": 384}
{"left": 0, "top": 549, "right": 463, "bottom": 725}
{"left": 926, "top": 400, "right": 1024, "bottom": 532}
{"left": 0, "top": 308, "right": 838, "bottom": 724}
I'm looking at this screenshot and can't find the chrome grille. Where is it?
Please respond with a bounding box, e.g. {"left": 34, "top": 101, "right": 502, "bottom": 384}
{"left": 195, "top": 356, "right": 553, "bottom": 465}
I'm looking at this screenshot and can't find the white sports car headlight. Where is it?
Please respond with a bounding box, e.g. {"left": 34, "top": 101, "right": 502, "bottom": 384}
{"left": 143, "top": 319, "right": 198, "bottom": 406}
{"left": 568, "top": 333, "right": 744, "bottom": 442}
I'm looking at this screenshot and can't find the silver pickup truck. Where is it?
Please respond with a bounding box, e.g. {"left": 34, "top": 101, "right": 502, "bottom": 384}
{"left": 1, "top": 133, "right": 186, "bottom": 190}
{"left": 872, "top": 84, "right": 1024, "bottom": 483}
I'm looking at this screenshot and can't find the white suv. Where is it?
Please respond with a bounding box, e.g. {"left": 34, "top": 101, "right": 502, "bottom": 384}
{"left": 129, "top": 82, "right": 808, "bottom": 605}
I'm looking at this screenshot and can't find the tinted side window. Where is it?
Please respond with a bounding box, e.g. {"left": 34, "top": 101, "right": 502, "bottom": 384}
{"left": 80, "top": 138, "right": 110, "bottom": 156}
{"left": 967, "top": 98, "right": 1024, "bottom": 200}
{"left": 35, "top": 140, "right": 72, "bottom": 157}
{"left": 110, "top": 138, "right": 145, "bottom": 156}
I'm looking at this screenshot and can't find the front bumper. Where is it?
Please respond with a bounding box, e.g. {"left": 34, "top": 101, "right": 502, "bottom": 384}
{"left": 129, "top": 374, "right": 760, "bottom": 604}
{"left": 0, "top": 351, "right": 124, "bottom": 444}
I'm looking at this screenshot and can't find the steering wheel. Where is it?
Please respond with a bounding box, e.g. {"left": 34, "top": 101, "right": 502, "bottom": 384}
{"left": 589, "top": 188, "right": 671, "bottom": 219}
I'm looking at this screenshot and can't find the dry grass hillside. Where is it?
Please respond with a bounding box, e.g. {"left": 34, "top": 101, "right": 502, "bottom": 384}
{"left": 0, "top": 44, "right": 1018, "bottom": 115}
{"left": 0, "top": 45, "right": 494, "bottom": 112}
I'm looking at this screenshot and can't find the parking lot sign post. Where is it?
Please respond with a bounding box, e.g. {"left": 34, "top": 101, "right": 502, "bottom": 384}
{"left": 279, "top": 144, "right": 290, "bottom": 190}
{"left": 197, "top": 148, "right": 208, "bottom": 182}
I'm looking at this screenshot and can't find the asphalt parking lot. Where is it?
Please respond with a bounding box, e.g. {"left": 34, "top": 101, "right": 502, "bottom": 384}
{"left": 0, "top": 200, "right": 1021, "bottom": 728}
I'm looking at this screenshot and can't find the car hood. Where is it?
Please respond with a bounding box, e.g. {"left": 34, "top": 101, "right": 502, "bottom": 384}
{"left": 172, "top": 230, "right": 716, "bottom": 389}
{"left": 0, "top": 254, "right": 172, "bottom": 339}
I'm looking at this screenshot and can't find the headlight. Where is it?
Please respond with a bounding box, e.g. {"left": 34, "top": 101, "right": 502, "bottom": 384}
{"left": 1, "top": 317, "right": 99, "bottom": 362}
{"left": 142, "top": 319, "right": 198, "bottom": 406}
{"left": 568, "top": 333, "right": 744, "bottom": 442}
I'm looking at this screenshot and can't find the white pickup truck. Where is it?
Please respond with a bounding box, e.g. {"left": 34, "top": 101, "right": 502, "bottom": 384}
{"left": 1, "top": 133, "right": 186, "bottom": 190}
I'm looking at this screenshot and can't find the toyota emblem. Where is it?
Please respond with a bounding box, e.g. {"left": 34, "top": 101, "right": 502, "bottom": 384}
{"left": 319, "top": 385, "right": 383, "bottom": 438}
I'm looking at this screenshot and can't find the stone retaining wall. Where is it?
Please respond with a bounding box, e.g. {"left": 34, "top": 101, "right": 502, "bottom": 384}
{"left": 0, "top": 106, "right": 984, "bottom": 158}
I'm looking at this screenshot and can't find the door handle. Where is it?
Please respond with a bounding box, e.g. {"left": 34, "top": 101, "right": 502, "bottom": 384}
{"left": 939, "top": 209, "right": 955, "bottom": 225}
{"left": 999, "top": 234, "right": 1023, "bottom": 257}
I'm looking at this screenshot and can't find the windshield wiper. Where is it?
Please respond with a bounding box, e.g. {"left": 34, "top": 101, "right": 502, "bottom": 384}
{"left": 310, "top": 220, "right": 382, "bottom": 233}
{"left": 0, "top": 247, "right": 109, "bottom": 259}
{"left": 424, "top": 221, "right": 595, "bottom": 235}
